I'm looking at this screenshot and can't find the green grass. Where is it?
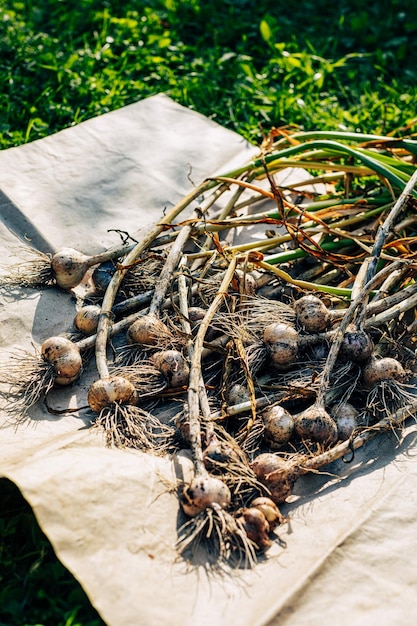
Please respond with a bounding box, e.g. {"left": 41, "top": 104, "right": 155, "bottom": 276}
{"left": 0, "top": 479, "right": 104, "bottom": 626}
{"left": 1, "top": 1, "right": 417, "bottom": 623}
{"left": 1, "top": 0, "right": 417, "bottom": 148}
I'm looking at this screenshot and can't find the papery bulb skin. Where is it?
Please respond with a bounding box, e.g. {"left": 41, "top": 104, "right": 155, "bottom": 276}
{"left": 126, "top": 315, "right": 170, "bottom": 347}
{"left": 294, "top": 295, "right": 330, "bottom": 333}
{"left": 51, "top": 248, "right": 91, "bottom": 290}
{"left": 151, "top": 350, "right": 189, "bottom": 387}
{"left": 74, "top": 305, "right": 101, "bottom": 335}
{"left": 180, "top": 476, "right": 231, "bottom": 517}
{"left": 362, "top": 356, "right": 406, "bottom": 387}
{"left": 263, "top": 323, "right": 298, "bottom": 368}
{"left": 87, "top": 376, "right": 137, "bottom": 413}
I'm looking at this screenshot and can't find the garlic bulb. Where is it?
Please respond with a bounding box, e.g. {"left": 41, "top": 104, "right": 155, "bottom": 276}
{"left": 151, "top": 350, "right": 189, "bottom": 387}
{"left": 294, "top": 294, "right": 330, "bottom": 333}
{"left": 88, "top": 376, "right": 137, "bottom": 413}
{"left": 293, "top": 404, "right": 338, "bottom": 445}
{"left": 362, "top": 356, "right": 406, "bottom": 387}
{"left": 331, "top": 402, "right": 359, "bottom": 440}
{"left": 236, "top": 507, "right": 271, "bottom": 550}
{"left": 227, "top": 383, "right": 250, "bottom": 406}
{"left": 263, "top": 322, "right": 298, "bottom": 368}
{"left": 41, "top": 336, "right": 82, "bottom": 385}
{"left": 250, "top": 453, "right": 300, "bottom": 504}
{"left": 180, "top": 475, "right": 232, "bottom": 517}
{"left": 340, "top": 325, "right": 374, "bottom": 363}
{"left": 250, "top": 496, "right": 283, "bottom": 530}
{"left": 126, "top": 314, "right": 171, "bottom": 347}
{"left": 74, "top": 305, "right": 101, "bottom": 335}
{"left": 263, "top": 404, "right": 294, "bottom": 448}
{"left": 51, "top": 248, "right": 91, "bottom": 290}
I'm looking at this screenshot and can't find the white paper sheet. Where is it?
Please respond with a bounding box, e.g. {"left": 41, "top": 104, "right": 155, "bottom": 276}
{"left": 1, "top": 94, "right": 416, "bottom": 626}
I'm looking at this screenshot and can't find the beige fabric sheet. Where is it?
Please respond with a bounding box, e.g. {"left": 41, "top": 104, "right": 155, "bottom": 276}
{"left": 1, "top": 94, "right": 416, "bottom": 626}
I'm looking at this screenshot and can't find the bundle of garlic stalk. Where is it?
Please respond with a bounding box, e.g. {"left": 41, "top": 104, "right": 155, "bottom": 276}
{"left": 2, "top": 129, "right": 417, "bottom": 569}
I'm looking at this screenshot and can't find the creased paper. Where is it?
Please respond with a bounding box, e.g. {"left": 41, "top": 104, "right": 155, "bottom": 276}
{"left": 1, "top": 94, "right": 416, "bottom": 626}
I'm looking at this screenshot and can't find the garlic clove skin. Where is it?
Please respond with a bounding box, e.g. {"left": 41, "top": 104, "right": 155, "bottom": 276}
{"left": 180, "top": 476, "right": 232, "bottom": 517}
{"left": 51, "top": 248, "right": 91, "bottom": 290}
{"left": 87, "top": 376, "right": 137, "bottom": 413}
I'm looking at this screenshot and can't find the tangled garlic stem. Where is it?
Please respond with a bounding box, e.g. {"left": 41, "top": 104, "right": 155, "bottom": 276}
{"left": 177, "top": 258, "right": 253, "bottom": 555}
{"left": 315, "top": 260, "right": 404, "bottom": 409}
{"left": 187, "top": 257, "right": 238, "bottom": 474}
{"left": 293, "top": 267, "right": 396, "bottom": 447}
{"left": 364, "top": 169, "right": 417, "bottom": 284}
{"left": 303, "top": 397, "right": 417, "bottom": 474}
{"left": 95, "top": 180, "right": 213, "bottom": 379}
{"left": 122, "top": 208, "right": 204, "bottom": 362}
{"left": 252, "top": 397, "right": 417, "bottom": 505}
{"left": 147, "top": 217, "right": 197, "bottom": 317}
{"left": 179, "top": 258, "right": 238, "bottom": 519}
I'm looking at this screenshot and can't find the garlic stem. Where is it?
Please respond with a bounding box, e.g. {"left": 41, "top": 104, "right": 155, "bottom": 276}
{"left": 148, "top": 219, "right": 195, "bottom": 316}
{"left": 365, "top": 168, "right": 417, "bottom": 284}
{"left": 316, "top": 259, "right": 406, "bottom": 406}
{"left": 187, "top": 256, "right": 238, "bottom": 474}
{"left": 95, "top": 179, "right": 213, "bottom": 379}
{"left": 303, "top": 398, "right": 417, "bottom": 473}
{"left": 177, "top": 257, "right": 213, "bottom": 474}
